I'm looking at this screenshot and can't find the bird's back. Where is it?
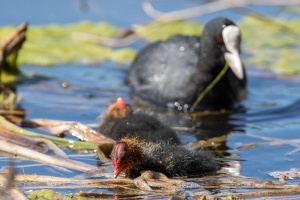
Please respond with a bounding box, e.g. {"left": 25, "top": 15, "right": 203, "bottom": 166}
{"left": 141, "top": 142, "right": 219, "bottom": 177}
{"left": 128, "top": 35, "right": 202, "bottom": 106}
{"left": 106, "top": 114, "right": 180, "bottom": 144}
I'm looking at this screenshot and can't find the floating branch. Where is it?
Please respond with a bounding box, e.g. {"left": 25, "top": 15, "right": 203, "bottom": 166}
{"left": 143, "top": 0, "right": 300, "bottom": 22}
{"left": 0, "top": 139, "right": 95, "bottom": 172}
{"left": 0, "top": 22, "right": 27, "bottom": 62}
{"left": 0, "top": 116, "right": 98, "bottom": 151}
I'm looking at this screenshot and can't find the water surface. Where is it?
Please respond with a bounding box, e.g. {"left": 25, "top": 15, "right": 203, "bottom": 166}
{"left": 17, "top": 64, "right": 300, "bottom": 183}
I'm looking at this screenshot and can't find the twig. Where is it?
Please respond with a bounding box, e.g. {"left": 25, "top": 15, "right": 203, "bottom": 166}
{"left": 0, "top": 161, "right": 28, "bottom": 200}
{"left": 211, "top": 187, "right": 300, "bottom": 198}
{"left": 21, "top": 118, "right": 116, "bottom": 157}
{"left": 0, "top": 116, "right": 98, "bottom": 150}
{"left": 7, "top": 187, "right": 28, "bottom": 200}
{"left": 239, "top": 7, "right": 300, "bottom": 41}
{"left": 24, "top": 118, "right": 116, "bottom": 144}
{"left": 0, "top": 22, "right": 27, "bottom": 61}
{"left": 0, "top": 173, "right": 76, "bottom": 183}
{"left": 71, "top": 32, "right": 139, "bottom": 47}
{"left": 246, "top": 133, "right": 300, "bottom": 155}
{"left": 74, "top": 1, "right": 300, "bottom": 48}
{"left": 143, "top": 0, "right": 300, "bottom": 22}
{"left": 0, "top": 126, "right": 41, "bottom": 147}
{"left": 144, "top": 0, "right": 238, "bottom": 21}
{"left": 0, "top": 139, "right": 95, "bottom": 172}
{"left": 34, "top": 138, "right": 68, "bottom": 159}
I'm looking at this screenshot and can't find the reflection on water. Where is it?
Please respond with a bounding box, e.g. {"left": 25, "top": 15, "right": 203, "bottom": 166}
{"left": 242, "top": 99, "right": 300, "bottom": 123}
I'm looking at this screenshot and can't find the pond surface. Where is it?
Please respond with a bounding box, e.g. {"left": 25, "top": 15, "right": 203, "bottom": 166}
{"left": 1, "top": 0, "right": 300, "bottom": 199}
{"left": 17, "top": 62, "right": 300, "bottom": 180}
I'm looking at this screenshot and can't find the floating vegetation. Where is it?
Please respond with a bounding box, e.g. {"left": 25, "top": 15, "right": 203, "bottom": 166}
{"left": 0, "top": 115, "right": 300, "bottom": 199}
{"left": 0, "top": 16, "right": 300, "bottom": 75}
{"left": 0, "top": 116, "right": 99, "bottom": 151}
{"left": 0, "top": 23, "right": 27, "bottom": 122}
{"left": 133, "top": 20, "right": 203, "bottom": 42}
{"left": 0, "top": 22, "right": 135, "bottom": 67}
{"left": 239, "top": 16, "right": 300, "bottom": 75}
{"left": 28, "top": 189, "right": 56, "bottom": 200}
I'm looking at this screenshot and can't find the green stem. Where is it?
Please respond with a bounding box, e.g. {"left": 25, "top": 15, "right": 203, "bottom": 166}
{"left": 190, "top": 62, "right": 229, "bottom": 112}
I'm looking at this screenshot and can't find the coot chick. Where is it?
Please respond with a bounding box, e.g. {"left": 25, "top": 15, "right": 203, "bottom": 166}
{"left": 112, "top": 137, "right": 219, "bottom": 178}
{"left": 99, "top": 98, "right": 180, "bottom": 144}
{"left": 128, "top": 17, "right": 247, "bottom": 111}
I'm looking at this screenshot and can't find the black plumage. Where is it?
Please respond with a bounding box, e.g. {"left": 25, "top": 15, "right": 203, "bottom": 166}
{"left": 128, "top": 17, "right": 247, "bottom": 111}
{"left": 102, "top": 113, "right": 180, "bottom": 144}
{"left": 99, "top": 98, "right": 180, "bottom": 144}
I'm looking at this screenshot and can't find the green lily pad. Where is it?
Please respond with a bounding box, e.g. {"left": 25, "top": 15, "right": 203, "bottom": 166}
{"left": 1, "top": 17, "right": 300, "bottom": 76}
{"left": 28, "top": 189, "right": 87, "bottom": 200}
{"left": 17, "top": 22, "right": 120, "bottom": 66}
{"left": 28, "top": 189, "right": 56, "bottom": 200}
{"left": 239, "top": 16, "right": 300, "bottom": 75}
{"left": 134, "top": 20, "right": 203, "bottom": 42}
{"left": 0, "top": 22, "right": 136, "bottom": 67}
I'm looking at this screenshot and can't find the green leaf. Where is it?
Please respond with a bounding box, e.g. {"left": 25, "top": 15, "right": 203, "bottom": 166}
{"left": 134, "top": 20, "right": 203, "bottom": 42}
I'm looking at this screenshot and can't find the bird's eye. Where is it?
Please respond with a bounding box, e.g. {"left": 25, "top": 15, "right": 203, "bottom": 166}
{"left": 120, "top": 153, "right": 127, "bottom": 161}
{"left": 216, "top": 37, "right": 223, "bottom": 43}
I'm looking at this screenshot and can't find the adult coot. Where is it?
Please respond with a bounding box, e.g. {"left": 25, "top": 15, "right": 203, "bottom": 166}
{"left": 111, "top": 137, "right": 219, "bottom": 178}
{"left": 128, "top": 17, "right": 247, "bottom": 111}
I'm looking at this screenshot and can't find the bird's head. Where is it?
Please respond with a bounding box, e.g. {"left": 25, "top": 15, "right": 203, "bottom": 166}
{"left": 106, "top": 98, "right": 133, "bottom": 119}
{"left": 202, "top": 17, "right": 245, "bottom": 80}
{"left": 111, "top": 137, "right": 143, "bottom": 178}
{"left": 111, "top": 142, "right": 129, "bottom": 178}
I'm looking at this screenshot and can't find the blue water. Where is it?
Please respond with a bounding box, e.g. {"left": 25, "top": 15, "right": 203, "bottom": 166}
{"left": 0, "top": 0, "right": 284, "bottom": 26}
{"left": 17, "top": 63, "right": 300, "bottom": 182}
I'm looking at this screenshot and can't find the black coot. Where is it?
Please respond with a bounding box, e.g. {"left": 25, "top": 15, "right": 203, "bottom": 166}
{"left": 128, "top": 17, "right": 247, "bottom": 111}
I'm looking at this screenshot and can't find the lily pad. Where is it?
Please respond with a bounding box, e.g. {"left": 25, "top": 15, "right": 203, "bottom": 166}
{"left": 0, "top": 22, "right": 136, "bottom": 66}
{"left": 134, "top": 20, "right": 203, "bottom": 42}
{"left": 239, "top": 16, "right": 300, "bottom": 75}
{"left": 1, "top": 17, "right": 300, "bottom": 76}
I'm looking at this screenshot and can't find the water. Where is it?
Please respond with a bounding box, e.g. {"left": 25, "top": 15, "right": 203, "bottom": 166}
{"left": 18, "top": 63, "right": 130, "bottom": 123}
{"left": 1, "top": 0, "right": 300, "bottom": 198}
{"left": 17, "top": 63, "right": 300, "bottom": 180}
{"left": 229, "top": 69, "right": 300, "bottom": 180}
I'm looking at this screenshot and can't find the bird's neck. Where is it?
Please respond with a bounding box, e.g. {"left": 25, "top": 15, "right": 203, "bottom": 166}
{"left": 199, "top": 31, "right": 225, "bottom": 72}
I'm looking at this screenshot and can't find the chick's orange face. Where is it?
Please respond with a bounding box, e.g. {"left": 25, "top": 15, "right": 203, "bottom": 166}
{"left": 108, "top": 98, "right": 133, "bottom": 119}
{"left": 111, "top": 142, "right": 129, "bottom": 178}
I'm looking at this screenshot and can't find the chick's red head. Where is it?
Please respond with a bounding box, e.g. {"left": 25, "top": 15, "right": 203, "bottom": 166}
{"left": 107, "top": 98, "right": 133, "bottom": 119}
{"left": 111, "top": 142, "right": 129, "bottom": 178}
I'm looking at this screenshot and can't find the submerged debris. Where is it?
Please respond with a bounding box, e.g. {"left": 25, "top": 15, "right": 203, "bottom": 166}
{"left": 268, "top": 168, "right": 300, "bottom": 180}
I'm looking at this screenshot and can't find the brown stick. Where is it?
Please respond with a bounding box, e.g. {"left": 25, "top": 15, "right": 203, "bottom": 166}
{"left": 0, "top": 23, "right": 27, "bottom": 59}
{"left": 0, "top": 139, "right": 95, "bottom": 172}
{"left": 212, "top": 187, "right": 300, "bottom": 198}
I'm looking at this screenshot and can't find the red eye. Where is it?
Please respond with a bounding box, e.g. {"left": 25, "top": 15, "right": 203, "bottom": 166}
{"left": 216, "top": 37, "right": 223, "bottom": 43}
